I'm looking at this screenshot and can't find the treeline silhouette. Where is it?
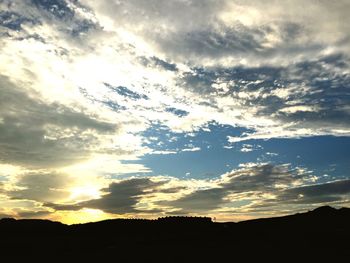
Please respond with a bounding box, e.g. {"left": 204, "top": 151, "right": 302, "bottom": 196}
{"left": 0, "top": 206, "right": 349, "bottom": 261}
{"left": 158, "top": 216, "right": 212, "bottom": 223}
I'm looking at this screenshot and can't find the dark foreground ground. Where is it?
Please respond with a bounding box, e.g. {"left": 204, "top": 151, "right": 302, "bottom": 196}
{"left": 0, "top": 206, "right": 349, "bottom": 261}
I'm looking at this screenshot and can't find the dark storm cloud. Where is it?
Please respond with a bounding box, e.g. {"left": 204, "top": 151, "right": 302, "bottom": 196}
{"left": 0, "top": 75, "right": 117, "bottom": 168}
{"left": 82, "top": 178, "right": 164, "bottom": 213}
{"left": 47, "top": 178, "right": 168, "bottom": 214}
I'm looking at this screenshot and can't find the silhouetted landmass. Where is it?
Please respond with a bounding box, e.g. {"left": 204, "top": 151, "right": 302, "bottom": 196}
{"left": 0, "top": 206, "right": 349, "bottom": 261}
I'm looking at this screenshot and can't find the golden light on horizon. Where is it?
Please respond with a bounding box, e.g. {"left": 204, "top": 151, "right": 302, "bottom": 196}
{"left": 0, "top": 0, "right": 349, "bottom": 227}
{"left": 54, "top": 208, "right": 112, "bottom": 225}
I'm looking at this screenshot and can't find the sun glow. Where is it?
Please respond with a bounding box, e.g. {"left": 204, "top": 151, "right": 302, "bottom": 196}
{"left": 69, "top": 186, "right": 101, "bottom": 202}
{"left": 55, "top": 208, "right": 112, "bottom": 225}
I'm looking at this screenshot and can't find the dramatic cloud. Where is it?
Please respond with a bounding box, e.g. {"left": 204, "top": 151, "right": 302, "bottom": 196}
{"left": 0, "top": 0, "right": 349, "bottom": 222}
{"left": 0, "top": 76, "right": 118, "bottom": 168}
{"left": 44, "top": 164, "right": 349, "bottom": 218}
{"left": 46, "top": 177, "right": 187, "bottom": 214}
{"left": 279, "top": 179, "right": 350, "bottom": 204}
{"left": 82, "top": 0, "right": 350, "bottom": 65}
{"left": 8, "top": 171, "right": 74, "bottom": 203}
{"left": 161, "top": 164, "right": 350, "bottom": 216}
{"left": 165, "top": 164, "right": 308, "bottom": 212}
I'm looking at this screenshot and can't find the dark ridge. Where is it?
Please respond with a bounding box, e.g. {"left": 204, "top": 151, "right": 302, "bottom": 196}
{"left": 157, "top": 216, "right": 212, "bottom": 223}
{"left": 0, "top": 206, "right": 349, "bottom": 261}
{"left": 312, "top": 205, "right": 337, "bottom": 213}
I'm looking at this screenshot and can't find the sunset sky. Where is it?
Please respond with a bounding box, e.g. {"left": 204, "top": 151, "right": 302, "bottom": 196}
{"left": 0, "top": 0, "right": 349, "bottom": 224}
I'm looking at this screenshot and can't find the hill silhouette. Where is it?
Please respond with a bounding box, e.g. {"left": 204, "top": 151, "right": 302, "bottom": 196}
{"left": 0, "top": 206, "right": 349, "bottom": 261}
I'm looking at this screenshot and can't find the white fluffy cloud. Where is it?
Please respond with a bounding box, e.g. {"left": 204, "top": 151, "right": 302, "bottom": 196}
{"left": 0, "top": 0, "right": 349, "bottom": 221}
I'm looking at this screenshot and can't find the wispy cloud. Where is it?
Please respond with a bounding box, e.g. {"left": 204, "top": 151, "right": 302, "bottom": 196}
{"left": 42, "top": 163, "right": 349, "bottom": 219}
{"left": 0, "top": 0, "right": 349, "bottom": 221}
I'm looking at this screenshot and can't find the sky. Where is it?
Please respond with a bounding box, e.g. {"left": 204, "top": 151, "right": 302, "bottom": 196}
{"left": 0, "top": 0, "right": 349, "bottom": 224}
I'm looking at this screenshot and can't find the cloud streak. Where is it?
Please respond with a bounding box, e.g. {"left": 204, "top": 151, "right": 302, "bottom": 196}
{"left": 43, "top": 164, "right": 350, "bottom": 219}
{"left": 0, "top": 0, "right": 349, "bottom": 221}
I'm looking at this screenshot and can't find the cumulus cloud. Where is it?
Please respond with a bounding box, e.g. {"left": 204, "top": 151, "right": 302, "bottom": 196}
{"left": 46, "top": 177, "right": 186, "bottom": 214}
{"left": 77, "top": 178, "right": 164, "bottom": 214}
{"left": 7, "top": 171, "right": 74, "bottom": 203}
{"left": 278, "top": 179, "right": 350, "bottom": 205}
{"left": 0, "top": 75, "right": 119, "bottom": 168}
{"left": 0, "top": 0, "right": 349, "bottom": 221}
{"left": 44, "top": 164, "right": 350, "bottom": 217}
{"left": 2, "top": 0, "right": 349, "bottom": 144}
{"left": 81, "top": 0, "right": 350, "bottom": 66}
{"left": 165, "top": 164, "right": 350, "bottom": 214}
{"left": 182, "top": 147, "right": 201, "bottom": 152}
{"left": 77, "top": 0, "right": 350, "bottom": 139}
